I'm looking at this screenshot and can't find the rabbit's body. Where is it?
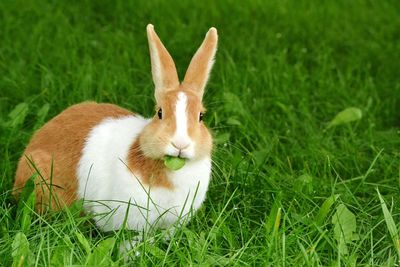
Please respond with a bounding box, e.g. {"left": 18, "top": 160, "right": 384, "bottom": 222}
{"left": 14, "top": 24, "right": 218, "bottom": 233}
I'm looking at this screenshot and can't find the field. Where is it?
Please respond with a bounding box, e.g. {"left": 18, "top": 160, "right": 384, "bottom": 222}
{"left": 1, "top": 0, "right": 400, "bottom": 265}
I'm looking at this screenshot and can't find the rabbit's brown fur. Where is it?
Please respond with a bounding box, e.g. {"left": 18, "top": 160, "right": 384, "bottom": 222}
{"left": 14, "top": 102, "right": 133, "bottom": 211}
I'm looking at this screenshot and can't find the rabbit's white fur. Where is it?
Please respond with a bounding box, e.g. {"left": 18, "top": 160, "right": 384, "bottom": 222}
{"left": 77, "top": 114, "right": 211, "bottom": 232}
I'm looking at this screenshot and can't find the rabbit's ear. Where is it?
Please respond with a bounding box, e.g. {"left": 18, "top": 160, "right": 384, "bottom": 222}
{"left": 147, "top": 24, "right": 179, "bottom": 101}
{"left": 182, "top": 27, "right": 218, "bottom": 99}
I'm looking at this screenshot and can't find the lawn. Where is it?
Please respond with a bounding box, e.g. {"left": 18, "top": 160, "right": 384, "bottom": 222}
{"left": 1, "top": 0, "right": 400, "bottom": 265}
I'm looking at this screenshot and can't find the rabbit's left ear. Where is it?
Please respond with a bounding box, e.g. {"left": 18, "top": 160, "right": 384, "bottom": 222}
{"left": 182, "top": 27, "right": 218, "bottom": 99}
{"left": 147, "top": 24, "right": 180, "bottom": 102}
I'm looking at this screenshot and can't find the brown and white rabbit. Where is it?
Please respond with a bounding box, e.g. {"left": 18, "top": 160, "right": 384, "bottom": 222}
{"left": 14, "top": 24, "right": 218, "bottom": 233}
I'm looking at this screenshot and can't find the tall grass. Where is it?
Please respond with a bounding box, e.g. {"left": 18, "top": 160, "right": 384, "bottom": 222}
{"left": 1, "top": 0, "right": 400, "bottom": 265}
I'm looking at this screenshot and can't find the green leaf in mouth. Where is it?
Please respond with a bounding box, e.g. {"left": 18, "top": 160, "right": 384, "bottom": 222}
{"left": 163, "top": 156, "right": 186, "bottom": 171}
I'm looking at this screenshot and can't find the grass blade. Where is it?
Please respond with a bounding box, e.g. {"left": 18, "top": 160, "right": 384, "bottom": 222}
{"left": 315, "top": 194, "right": 339, "bottom": 227}
{"left": 377, "top": 189, "right": 400, "bottom": 259}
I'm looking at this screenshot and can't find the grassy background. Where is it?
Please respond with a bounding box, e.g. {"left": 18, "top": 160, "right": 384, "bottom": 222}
{"left": 1, "top": 0, "right": 400, "bottom": 265}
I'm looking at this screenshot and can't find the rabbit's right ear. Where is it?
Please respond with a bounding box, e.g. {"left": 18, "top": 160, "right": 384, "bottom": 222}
{"left": 147, "top": 24, "right": 180, "bottom": 102}
{"left": 182, "top": 27, "right": 218, "bottom": 99}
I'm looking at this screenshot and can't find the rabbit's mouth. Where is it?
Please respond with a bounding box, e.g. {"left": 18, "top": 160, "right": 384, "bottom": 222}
{"left": 165, "top": 151, "right": 189, "bottom": 160}
{"left": 164, "top": 142, "right": 195, "bottom": 160}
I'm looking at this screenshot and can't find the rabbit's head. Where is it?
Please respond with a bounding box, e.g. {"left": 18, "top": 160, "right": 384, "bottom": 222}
{"left": 139, "top": 24, "right": 218, "bottom": 161}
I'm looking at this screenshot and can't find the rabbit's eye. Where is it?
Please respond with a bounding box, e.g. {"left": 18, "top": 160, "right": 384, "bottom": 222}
{"left": 157, "top": 108, "right": 162, "bottom": 119}
{"left": 199, "top": 112, "right": 204, "bottom": 122}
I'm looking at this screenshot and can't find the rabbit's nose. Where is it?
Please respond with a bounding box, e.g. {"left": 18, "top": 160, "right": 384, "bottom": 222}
{"left": 172, "top": 141, "right": 190, "bottom": 150}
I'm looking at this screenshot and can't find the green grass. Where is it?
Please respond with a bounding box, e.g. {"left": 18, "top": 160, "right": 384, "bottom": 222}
{"left": 1, "top": 0, "right": 400, "bottom": 265}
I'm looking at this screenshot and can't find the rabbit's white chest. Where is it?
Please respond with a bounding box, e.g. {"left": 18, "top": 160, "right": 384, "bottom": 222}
{"left": 77, "top": 115, "right": 211, "bottom": 232}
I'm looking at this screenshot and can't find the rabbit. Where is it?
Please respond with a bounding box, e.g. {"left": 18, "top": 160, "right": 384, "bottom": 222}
{"left": 13, "top": 24, "right": 218, "bottom": 234}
